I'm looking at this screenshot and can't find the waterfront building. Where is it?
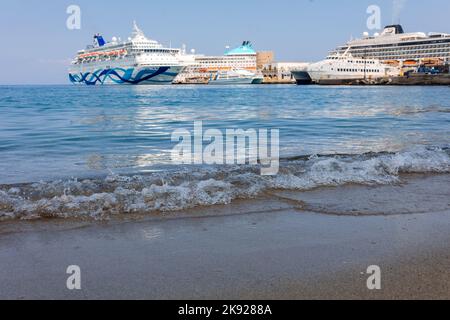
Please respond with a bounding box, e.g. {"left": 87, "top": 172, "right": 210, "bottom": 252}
{"left": 262, "top": 62, "right": 310, "bottom": 82}
{"left": 256, "top": 51, "right": 275, "bottom": 70}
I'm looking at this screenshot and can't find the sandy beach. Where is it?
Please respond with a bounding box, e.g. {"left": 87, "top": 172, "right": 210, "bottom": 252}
{"left": 0, "top": 173, "right": 449, "bottom": 300}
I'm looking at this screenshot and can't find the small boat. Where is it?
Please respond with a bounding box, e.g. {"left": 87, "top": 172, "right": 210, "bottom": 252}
{"left": 209, "top": 69, "right": 263, "bottom": 85}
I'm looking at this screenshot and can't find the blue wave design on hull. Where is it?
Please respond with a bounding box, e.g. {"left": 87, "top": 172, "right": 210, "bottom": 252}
{"left": 69, "top": 67, "right": 175, "bottom": 85}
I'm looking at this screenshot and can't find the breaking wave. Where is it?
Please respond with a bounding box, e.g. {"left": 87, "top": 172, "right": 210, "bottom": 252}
{"left": 1, "top": 146, "right": 449, "bottom": 221}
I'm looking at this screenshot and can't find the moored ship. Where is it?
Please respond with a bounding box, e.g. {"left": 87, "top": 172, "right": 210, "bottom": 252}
{"left": 209, "top": 69, "right": 263, "bottom": 85}
{"left": 174, "top": 41, "right": 261, "bottom": 84}
{"left": 291, "top": 70, "right": 312, "bottom": 85}
{"left": 332, "top": 25, "right": 450, "bottom": 65}
{"left": 305, "top": 48, "right": 400, "bottom": 85}
{"left": 294, "top": 24, "right": 450, "bottom": 85}
{"left": 69, "top": 22, "right": 184, "bottom": 85}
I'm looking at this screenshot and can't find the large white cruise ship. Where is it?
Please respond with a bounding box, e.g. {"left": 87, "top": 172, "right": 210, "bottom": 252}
{"left": 332, "top": 25, "right": 450, "bottom": 65}
{"left": 69, "top": 22, "right": 184, "bottom": 85}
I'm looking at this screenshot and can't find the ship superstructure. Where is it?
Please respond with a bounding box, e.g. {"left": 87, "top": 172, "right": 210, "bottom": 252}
{"left": 332, "top": 25, "right": 450, "bottom": 65}
{"left": 69, "top": 22, "right": 184, "bottom": 85}
{"left": 195, "top": 41, "right": 258, "bottom": 72}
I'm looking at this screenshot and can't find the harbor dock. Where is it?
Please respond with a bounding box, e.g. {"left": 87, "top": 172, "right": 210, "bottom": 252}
{"left": 304, "top": 73, "right": 450, "bottom": 86}
{"left": 390, "top": 73, "right": 450, "bottom": 85}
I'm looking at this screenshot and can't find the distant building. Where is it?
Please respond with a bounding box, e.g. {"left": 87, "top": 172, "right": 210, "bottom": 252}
{"left": 256, "top": 51, "right": 274, "bottom": 70}
{"left": 262, "top": 62, "right": 310, "bottom": 81}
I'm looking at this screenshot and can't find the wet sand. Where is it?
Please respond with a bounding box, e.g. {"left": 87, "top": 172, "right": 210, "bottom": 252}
{"left": 0, "top": 174, "right": 449, "bottom": 300}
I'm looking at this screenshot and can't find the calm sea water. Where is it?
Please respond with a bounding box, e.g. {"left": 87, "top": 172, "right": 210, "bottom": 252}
{"left": 0, "top": 85, "right": 449, "bottom": 185}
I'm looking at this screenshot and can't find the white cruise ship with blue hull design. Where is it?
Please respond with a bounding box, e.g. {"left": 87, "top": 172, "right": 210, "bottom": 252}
{"left": 69, "top": 22, "right": 184, "bottom": 85}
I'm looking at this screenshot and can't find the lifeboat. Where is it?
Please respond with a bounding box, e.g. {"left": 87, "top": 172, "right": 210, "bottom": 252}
{"left": 422, "top": 58, "right": 444, "bottom": 66}
{"left": 79, "top": 49, "right": 127, "bottom": 59}
{"left": 403, "top": 60, "right": 419, "bottom": 66}
{"left": 79, "top": 52, "right": 100, "bottom": 59}
{"left": 384, "top": 60, "right": 400, "bottom": 66}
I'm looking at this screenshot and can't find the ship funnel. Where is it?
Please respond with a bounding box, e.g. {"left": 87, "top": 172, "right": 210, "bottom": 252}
{"left": 94, "top": 34, "right": 106, "bottom": 47}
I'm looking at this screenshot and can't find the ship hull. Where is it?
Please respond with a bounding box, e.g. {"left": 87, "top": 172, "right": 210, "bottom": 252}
{"left": 292, "top": 71, "right": 312, "bottom": 85}
{"left": 312, "top": 78, "right": 379, "bottom": 85}
{"left": 69, "top": 66, "right": 183, "bottom": 85}
{"left": 307, "top": 70, "right": 392, "bottom": 85}
{"left": 251, "top": 77, "right": 264, "bottom": 84}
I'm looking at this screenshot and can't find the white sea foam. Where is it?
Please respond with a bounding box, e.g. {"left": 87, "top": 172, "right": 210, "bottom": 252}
{"left": 1, "top": 146, "right": 449, "bottom": 220}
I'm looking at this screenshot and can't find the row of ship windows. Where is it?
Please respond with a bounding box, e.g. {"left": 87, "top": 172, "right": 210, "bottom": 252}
{"left": 198, "top": 58, "right": 256, "bottom": 62}
{"left": 328, "top": 57, "right": 376, "bottom": 64}
{"left": 346, "top": 48, "right": 449, "bottom": 54}
{"left": 348, "top": 60, "right": 375, "bottom": 64}
{"left": 138, "top": 50, "right": 174, "bottom": 53}
{"left": 341, "top": 39, "right": 450, "bottom": 50}
{"left": 336, "top": 68, "right": 380, "bottom": 73}
{"left": 341, "top": 47, "right": 450, "bottom": 55}
{"left": 363, "top": 53, "right": 450, "bottom": 58}
{"left": 342, "top": 52, "right": 450, "bottom": 58}
{"left": 350, "top": 49, "right": 450, "bottom": 55}
{"left": 80, "top": 56, "right": 174, "bottom": 60}
{"left": 353, "top": 44, "right": 450, "bottom": 50}
{"left": 199, "top": 61, "right": 255, "bottom": 65}
{"left": 78, "top": 54, "right": 174, "bottom": 63}
{"left": 76, "top": 57, "right": 174, "bottom": 64}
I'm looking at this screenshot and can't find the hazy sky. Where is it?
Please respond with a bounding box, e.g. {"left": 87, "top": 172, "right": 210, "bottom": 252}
{"left": 1, "top": 0, "right": 449, "bottom": 84}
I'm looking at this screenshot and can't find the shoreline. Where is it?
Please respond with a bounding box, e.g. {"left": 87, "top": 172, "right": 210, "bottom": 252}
{"left": 0, "top": 174, "right": 449, "bottom": 299}
{"left": 1, "top": 145, "right": 449, "bottom": 221}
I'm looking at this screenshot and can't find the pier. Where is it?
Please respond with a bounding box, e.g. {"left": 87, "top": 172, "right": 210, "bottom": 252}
{"left": 390, "top": 73, "right": 450, "bottom": 85}
{"left": 308, "top": 73, "right": 450, "bottom": 86}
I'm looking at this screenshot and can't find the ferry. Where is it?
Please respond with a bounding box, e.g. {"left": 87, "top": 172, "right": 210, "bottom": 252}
{"left": 305, "top": 48, "right": 400, "bottom": 85}
{"left": 209, "top": 69, "right": 263, "bottom": 85}
{"left": 69, "top": 22, "right": 184, "bottom": 85}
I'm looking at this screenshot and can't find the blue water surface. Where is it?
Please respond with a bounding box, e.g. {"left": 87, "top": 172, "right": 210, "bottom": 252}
{"left": 0, "top": 85, "right": 449, "bottom": 184}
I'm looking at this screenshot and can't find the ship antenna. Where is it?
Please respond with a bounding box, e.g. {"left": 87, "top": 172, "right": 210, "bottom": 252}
{"left": 343, "top": 46, "right": 352, "bottom": 57}
{"left": 132, "top": 20, "right": 145, "bottom": 38}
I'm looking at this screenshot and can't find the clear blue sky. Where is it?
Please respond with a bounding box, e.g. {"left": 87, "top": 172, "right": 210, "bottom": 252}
{"left": 1, "top": 0, "right": 449, "bottom": 84}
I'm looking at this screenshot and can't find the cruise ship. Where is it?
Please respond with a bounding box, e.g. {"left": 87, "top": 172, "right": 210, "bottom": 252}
{"left": 69, "top": 22, "right": 184, "bottom": 85}
{"left": 174, "top": 41, "right": 259, "bottom": 84}
{"left": 306, "top": 49, "right": 400, "bottom": 85}
{"left": 196, "top": 41, "right": 258, "bottom": 72}
{"left": 332, "top": 25, "right": 450, "bottom": 65}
